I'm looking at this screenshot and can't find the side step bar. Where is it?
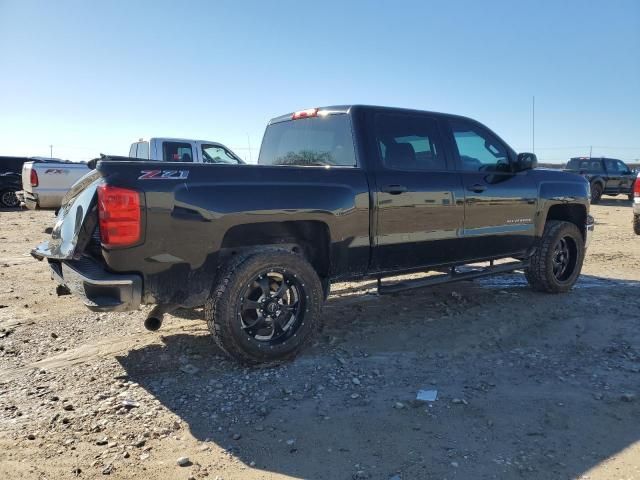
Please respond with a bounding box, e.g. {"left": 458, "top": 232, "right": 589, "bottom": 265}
{"left": 377, "top": 260, "right": 528, "bottom": 295}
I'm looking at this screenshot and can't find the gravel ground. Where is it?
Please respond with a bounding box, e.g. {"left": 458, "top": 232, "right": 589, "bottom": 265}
{"left": 0, "top": 199, "right": 639, "bottom": 480}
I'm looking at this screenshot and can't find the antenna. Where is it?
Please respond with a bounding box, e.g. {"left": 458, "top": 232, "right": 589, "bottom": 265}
{"left": 49, "top": 145, "right": 53, "bottom": 159}
{"left": 532, "top": 96, "right": 535, "bottom": 154}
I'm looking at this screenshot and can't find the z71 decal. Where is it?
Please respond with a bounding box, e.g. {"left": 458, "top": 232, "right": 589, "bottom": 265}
{"left": 138, "top": 170, "right": 190, "bottom": 180}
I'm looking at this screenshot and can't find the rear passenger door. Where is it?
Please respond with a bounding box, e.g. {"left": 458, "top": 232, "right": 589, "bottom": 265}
{"left": 372, "top": 112, "right": 465, "bottom": 271}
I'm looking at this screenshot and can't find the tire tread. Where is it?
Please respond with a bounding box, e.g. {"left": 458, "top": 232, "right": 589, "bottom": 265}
{"left": 525, "top": 220, "right": 584, "bottom": 293}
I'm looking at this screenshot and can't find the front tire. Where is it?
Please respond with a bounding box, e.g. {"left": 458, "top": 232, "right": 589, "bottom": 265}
{"left": 634, "top": 215, "right": 640, "bottom": 235}
{"left": 525, "top": 220, "right": 585, "bottom": 293}
{"left": 205, "top": 250, "right": 324, "bottom": 364}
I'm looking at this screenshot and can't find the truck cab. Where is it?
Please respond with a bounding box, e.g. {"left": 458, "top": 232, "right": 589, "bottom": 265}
{"left": 129, "top": 138, "right": 244, "bottom": 164}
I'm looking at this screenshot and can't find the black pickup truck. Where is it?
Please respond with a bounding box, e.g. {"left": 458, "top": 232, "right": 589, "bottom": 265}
{"left": 33, "top": 105, "right": 594, "bottom": 364}
{"left": 564, "top": 156, "right": 636, "bottom": 203}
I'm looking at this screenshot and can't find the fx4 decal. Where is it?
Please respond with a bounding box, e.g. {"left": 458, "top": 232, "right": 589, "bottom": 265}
{"left": 138, "top": 170, "right": 190, "bottom": 180}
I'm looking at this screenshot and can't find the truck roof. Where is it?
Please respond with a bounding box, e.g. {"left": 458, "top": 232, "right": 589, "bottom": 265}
{"left": 133, "top": 137, "right": 228, "bottom": 145}
{"left": 268, "top": 104, "right": 478, "bottom": 125}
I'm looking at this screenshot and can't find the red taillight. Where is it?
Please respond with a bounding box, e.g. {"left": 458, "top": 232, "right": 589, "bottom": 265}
{"left": 97, "top": 185, "right": 141, "bottom": 248}
{"left": 634, "top": 178, "right": 640, "bottom": 197}
{"left": 30, "top": 169, "right": 39, "bottom": 187}
{"left": 292, "top": 108, "right": 318, "bottom": 120}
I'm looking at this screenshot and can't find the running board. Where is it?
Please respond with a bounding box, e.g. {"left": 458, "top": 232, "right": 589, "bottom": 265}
{"left": 377, "top": 260, "right": 528, "bottom": 295}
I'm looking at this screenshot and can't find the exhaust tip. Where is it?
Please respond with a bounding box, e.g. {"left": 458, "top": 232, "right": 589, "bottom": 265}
{"left": 144, "top": 316, "right": 162, "bottom": 331}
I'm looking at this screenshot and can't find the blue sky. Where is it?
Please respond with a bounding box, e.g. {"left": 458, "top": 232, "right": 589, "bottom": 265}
{"left": 1, "top": 0, "right": 638, "bottom": 163}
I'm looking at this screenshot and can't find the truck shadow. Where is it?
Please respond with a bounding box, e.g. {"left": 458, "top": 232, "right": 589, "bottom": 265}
{"left": 596, "top": 198, "right": 633, "bottom": 207}
{"left": 116, "top": 273, "right": 640, "bottom": 479}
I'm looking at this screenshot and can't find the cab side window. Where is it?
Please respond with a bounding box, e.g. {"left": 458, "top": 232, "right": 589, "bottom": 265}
{"left": 163, "top": 142, "right": 193, "bottom": 162}
{"left": 451, "top": 120, "right": 510, "bottom": 172}
{"left": 201, "top": 144, "right": 241, "bottom": 164}
{"left": 375, "top": 113, "right": 446, "bottom": 171}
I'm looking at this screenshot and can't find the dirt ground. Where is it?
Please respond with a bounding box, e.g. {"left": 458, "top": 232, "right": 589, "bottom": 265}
{"left": 0, "top": 199, "right": 639, "bottom": 480}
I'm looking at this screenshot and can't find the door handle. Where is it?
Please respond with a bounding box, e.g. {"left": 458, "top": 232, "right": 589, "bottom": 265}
{"left": 381, "top": 184, "right": 407, "bottom": 195}
{"left": 467, "top": 184, "right": 487, "bottom": 193}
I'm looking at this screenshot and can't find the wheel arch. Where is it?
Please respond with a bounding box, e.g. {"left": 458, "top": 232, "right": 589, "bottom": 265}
{"left": 219, "top": 220, "right": 331, "bottom": 279}
{"left": 544, "top": 204, "right": 587, "bottom": 240}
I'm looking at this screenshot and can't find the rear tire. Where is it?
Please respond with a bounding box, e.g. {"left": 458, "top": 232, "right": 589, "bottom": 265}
{"left": 634, "top": 215, "right": 640, "bottom": 235}
{"left": 205, "top": 250, "right": 324, "bottom": 364}
{"left": 525, "top": 220, "right": 585, "bottom": 293}
{"left": 590, "top": 183, "right": 603, "bottom": 204}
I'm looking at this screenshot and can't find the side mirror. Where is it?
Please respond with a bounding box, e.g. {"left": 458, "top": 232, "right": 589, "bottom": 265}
{"left": 514, "top": 152, "right": 538, "bottom": 172}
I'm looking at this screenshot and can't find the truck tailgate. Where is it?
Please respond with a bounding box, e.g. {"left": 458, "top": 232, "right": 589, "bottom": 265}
{"left": 32, "top": 170, "right": 101, "bottom": 260}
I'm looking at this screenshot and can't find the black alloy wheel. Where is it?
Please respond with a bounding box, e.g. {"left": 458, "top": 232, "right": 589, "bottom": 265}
{"left": 0, "top": 190, "right": 19, "bottom": 208}
{"left": 238, "top": 270, "right": 305, "bottom": 346}
{"left": 551, "top": 236, "right": 577, "bottom": 281}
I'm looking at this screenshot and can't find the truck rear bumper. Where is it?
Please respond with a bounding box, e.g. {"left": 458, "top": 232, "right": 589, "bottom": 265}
{"left": 633, "top": 197, "right": 640, "bottom": 215}
{"left": 48, "top": 257, "right": 142, "bottom": 312}
{"left": 19, "top": 190, "right": 39, "bottom": 210}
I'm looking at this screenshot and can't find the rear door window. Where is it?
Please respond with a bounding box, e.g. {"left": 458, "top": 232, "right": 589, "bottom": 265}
{"left": 258, "top": 114, "right": 357, "bottom": 167}
{"left": 163, "top": 142, "right": 193, "bottom": 162}
{"left": 374, "top": 113, "right": 446, "bottom": 170}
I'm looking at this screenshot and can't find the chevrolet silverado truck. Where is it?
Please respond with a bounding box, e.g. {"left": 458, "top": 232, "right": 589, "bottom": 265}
{"left": 32, "top": 105, "right": 594, "bottom": 364}
{"left": 564, "top": 156, "right": 636, "bottom": 204}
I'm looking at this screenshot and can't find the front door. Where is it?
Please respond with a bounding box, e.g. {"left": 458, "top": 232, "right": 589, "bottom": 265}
{"left": 372, "top": 112, "right": 465, "bottom": 271}
{"left": 448, "top": 119, "right": 538, "bottom": 259}
{"left": 604, "top": 158, "right": 623, "bottom": 193}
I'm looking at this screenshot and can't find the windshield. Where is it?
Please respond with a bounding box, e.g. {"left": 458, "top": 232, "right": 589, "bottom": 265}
{"left": 258, "top": 114, "right": 357, "bottom": 167}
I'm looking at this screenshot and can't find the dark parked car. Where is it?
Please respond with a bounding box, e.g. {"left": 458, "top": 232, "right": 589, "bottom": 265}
{"left": 33, "top": 105, "right": 594, "bottom": 364}
{"left": 564, "top": 157, "right": 636, "bottom": 203}
{"left": 0, "top": 172, "right": 21, "bottom": 208}
{"left": 0, "top": 156, "right": 29, "bottom": 175}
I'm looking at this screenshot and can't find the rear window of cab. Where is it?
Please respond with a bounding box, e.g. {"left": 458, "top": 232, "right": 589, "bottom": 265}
{"left": 258, "top": 114, "right": 357, "bottom": 167}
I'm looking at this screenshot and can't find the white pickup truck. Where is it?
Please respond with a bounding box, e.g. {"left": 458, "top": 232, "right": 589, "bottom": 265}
{"left": 129, "top": 137, "right": 244, "bottom": 164}
{"left": 129, "top": 138, "right": 244, "bottom": 164}
{"left": 19, "top": 158, "right": 90, "bottom": 210}
{"left": 19, "top": 139, "right": 242, "bottom": 210}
